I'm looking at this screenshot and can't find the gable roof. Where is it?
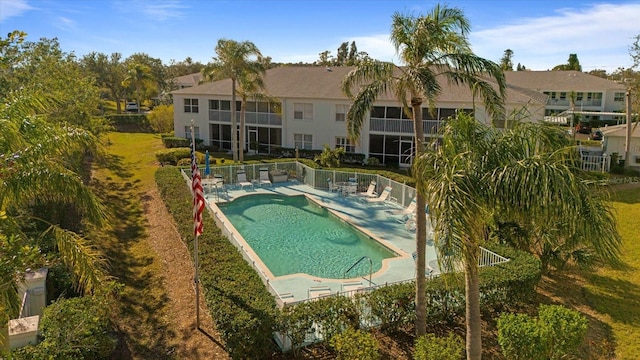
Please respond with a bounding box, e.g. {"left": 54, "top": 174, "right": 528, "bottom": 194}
{"left": 504, "top": 70, "right": 626, "bottom": 92}
{"left": 174, "top": 72, "right": 202, "bottom": 87}
{"left": 171, "top": 66, "right": 544, "bottom": 106}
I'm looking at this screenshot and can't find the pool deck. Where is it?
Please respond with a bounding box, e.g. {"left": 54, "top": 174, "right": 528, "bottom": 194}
{"left": 204, "top": 180, "right": 438, "bottom": 305}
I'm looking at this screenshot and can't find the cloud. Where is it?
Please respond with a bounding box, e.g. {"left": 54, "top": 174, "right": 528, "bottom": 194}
{"left": 348, "top": 34, "right": 398, "bottom": 63}
{"left": 0, "top": 0, "right": 35, "bottom": 22}
{"left": 55, "top": 16, "right": 76, "bottom": 32}
{"left": 470, "top": 3, "right": 640, "bottom": 71}
{"left": 136, "top": 0, "right": 188, "bottom": 21}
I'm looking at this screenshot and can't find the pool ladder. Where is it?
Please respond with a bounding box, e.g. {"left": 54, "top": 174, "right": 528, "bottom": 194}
{"left": 343, "top": 256, "right": 372, "bottom": 287}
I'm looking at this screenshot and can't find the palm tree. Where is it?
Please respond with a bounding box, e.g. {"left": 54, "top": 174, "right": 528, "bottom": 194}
{"left": 341, "top": 4, "right": 506, "bottom": 340}
{"left": 235, "top": 65, "right": 268, "bottom": 162}
{"left": 413, "top": 113, "right": 621, "bottom": 360}
{"left": 0, "top": 93, "right": 109, "bottom": 331}
{"left": 122, "top": 63, "right": 153, "bottom": 113}
{"left": 202, "top": 39, "right": 264, "bottom": 162}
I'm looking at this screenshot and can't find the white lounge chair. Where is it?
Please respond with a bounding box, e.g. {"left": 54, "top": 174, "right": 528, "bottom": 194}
{"left": 363, "top": 186, "right": 392, "bottom": 203}
{"left": 341, "top": 281, "right": 364, "bottom": 293}
{"left": 236, "top": 170, "right": 253, "bottom": 189}
{"left": 308, "top": 285, "right": 331, "bottom": 299}
{"left": 357, "top": 180, "right": 377, "bottom": 198}
{"left": 386, "top": 197, "right": 417, "bottom": 222}
{"left": 259, "top": 168, "right": 272, "bottom": 187}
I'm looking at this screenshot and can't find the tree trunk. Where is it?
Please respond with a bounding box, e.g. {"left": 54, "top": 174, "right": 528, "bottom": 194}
{"left": 465, "top": 243, "right": 482, "bottom": 360}
{"left": 239, "top": 97, "right": 246, "bottom": 163}
{"left": 412, "top": 97, "right": 428, "bottom": 337}
{"left": 231, "top": 80, "right": 238, "bottom": 162}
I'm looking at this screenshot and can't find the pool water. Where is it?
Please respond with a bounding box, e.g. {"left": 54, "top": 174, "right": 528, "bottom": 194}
{"left": 218, "top": 194, "right": 395, "bottom": 278}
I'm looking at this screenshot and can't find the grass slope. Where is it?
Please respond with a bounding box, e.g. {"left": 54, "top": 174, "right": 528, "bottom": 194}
{"left": 91, "top": 132, "right": 178, "bottom": 358}
{"left": 584, "top": 187, "right": 640, "bottom": 359}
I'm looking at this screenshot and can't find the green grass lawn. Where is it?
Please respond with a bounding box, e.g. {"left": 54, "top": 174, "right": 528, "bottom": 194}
{"left": 92, "top": 132, "right": 178, "bottom": 358}
{"left": 582, "top": 187, "right": 640, "bottom": 359}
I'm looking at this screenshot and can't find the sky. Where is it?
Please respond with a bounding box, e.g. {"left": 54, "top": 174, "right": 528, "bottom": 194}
{"left": 1, "top": 0, "right": 639, "bottom": 72}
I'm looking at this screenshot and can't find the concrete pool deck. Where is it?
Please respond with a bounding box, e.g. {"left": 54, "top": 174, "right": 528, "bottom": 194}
{"left": 205, "top": 180, "right": 438, "bottom": 305}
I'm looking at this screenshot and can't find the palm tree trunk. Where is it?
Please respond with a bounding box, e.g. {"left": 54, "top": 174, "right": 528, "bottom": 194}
{"left": 231, "top": 80, "right": 238, "bottom": 162}
{"left": 465, "top": 242, "right": 482, "bottom": 360}
{"left": 239, "top": 97, "right": 246, "bottom": 163}
{"left": 412, "top": 97, "right": 428, "bottom": 336}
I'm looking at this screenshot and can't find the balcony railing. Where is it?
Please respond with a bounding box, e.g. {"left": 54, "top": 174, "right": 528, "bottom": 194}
{"left": 369, "top": 118, "right": 442, "bottom": 134}
{"left": 209, "top": 110, "right": 281, "bottom": 126}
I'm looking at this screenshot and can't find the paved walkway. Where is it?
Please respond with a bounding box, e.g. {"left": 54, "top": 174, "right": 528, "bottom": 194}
{"left": 204, "top": 181, "right": 437, "bottom": 305}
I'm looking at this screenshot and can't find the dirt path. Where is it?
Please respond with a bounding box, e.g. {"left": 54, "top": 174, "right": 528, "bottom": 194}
{"left": 143, "top": 185, "right": 229, "bottom": 359}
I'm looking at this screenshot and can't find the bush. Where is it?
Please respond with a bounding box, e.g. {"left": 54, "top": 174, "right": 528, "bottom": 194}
{"left": 155, "top": 147, "right": 203, "bottom": 165}
{"left": 32, "top": 295, "right": 116, "bottom": 359}
{"left": 414, "top": 332, "right": 465, "bottom": 360}
{"left": 330, "top": 327, "right": 380, "bottom": 360}
{"left": 147, "top": 104, "right": 174, "bottom": 133}
{"left": 498, "top": 304, "right": 588, "bottom": 360}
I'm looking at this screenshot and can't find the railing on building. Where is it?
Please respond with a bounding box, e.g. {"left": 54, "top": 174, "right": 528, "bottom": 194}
{"left": 369, "top": 118, "right": 443, "bottom": 135}
{"left": 209, "top": 110, "right": 282, "bottom": 126}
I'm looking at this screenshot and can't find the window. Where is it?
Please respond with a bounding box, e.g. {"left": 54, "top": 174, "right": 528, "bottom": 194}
{"left": 335, "top": 104, "right": 349, "bottom": 122}
{"left": 184, "top": 126, "right": 200, "bottom": 140}
{"left": 294, "top": 103, "right": 313, "bottom": 120}
{"left": 220, "top": 100, "right": 231, "bottom": 110}
{"left": 184, "top": 98, "right": 199, "bottom": 113}
{"left": 335, "top": 137, "right": 355, "bottom": 152}
{"left": 614, "top": 92, "right": 625, "bottom": 102}
{"left": 371, "top": 106, "right": 385, "bottom": 118}
{"left": 576, "top": 92, "right": 583, "bottom": 101}
{"left": 559, "top": 92, "right": 567, "bottom": 100}
{"left": 209, "top": 99, "right": 219, "bottom": 110}
{"left": 294, "top": 133, "right": 312, "bottom": 149}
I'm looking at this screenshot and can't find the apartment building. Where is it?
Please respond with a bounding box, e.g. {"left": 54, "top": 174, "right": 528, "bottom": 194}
{"left": 172, "top": 66, "right": 553, "bottom": 166}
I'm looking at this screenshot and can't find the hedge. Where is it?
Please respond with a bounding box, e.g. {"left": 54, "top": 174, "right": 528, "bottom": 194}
{"left": 106, "top": 114, "right": 151, "bottom": 132}
{"left": 162, "top": 136, "right": 204, "bottom": 148}
{"left": 155, "top": 166, "right": 278, "bottom": 359}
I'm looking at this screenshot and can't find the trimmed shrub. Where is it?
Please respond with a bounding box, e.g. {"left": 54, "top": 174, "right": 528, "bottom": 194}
{"left": 330, "top": 327, "right": 380, "bottom": 360}
{"left": 414, "top": 332, "right": 465, "bottom": 360}
{"left": 155, "top": 147, "right": 203, "bottom": 165}
{"left": 498, "top": 304, "right": 588, "bottom": 360}
{"left": 106, "top": 114, "right": 151, "bottom": 132}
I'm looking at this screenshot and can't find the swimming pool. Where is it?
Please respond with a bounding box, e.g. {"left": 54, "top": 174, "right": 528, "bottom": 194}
{"left": 218, "top": 194, "right": 396, "bottom": 279}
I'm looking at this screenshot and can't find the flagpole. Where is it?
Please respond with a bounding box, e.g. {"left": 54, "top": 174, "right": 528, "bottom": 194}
{"left": 190, "top": 120, "right": 200, "bottom": 329}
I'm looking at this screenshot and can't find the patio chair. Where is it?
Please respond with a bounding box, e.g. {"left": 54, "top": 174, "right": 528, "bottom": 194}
{"left": 327, "top": 178, "right": 340, "bottom": 193}
{"left": 308, "top": 285, "right": 331, "bottom": 299}
{"left": 341, "top": 281, "right": 364, "bottom": 294}
{"left": 357, "top": 180, "right": 377, "bottom": 198}
{"left": 236, "top": 170, "right": 253, "bottom": 190}
{"left": 386, "top": 197, "right": 416, "bottom": 222}
{"left": 258, "top": 168, "right": 272, "bottom": 187}
{"left": 362, "top": 186, "right": 392, "bottom": 203}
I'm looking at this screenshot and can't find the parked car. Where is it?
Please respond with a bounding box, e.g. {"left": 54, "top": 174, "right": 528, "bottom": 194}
{"left": 126, "top": 102, "right": 138, "bottom": 112}
{"left": 590, "top": 130, "right": 603, "bottom": 141}
{"left": 576, "top": 122, "right": 592, "bottom": 134}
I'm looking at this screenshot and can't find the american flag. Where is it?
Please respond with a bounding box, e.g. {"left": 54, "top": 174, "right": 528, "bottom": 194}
{"left": 191, "top": 145, "right": 204, "bottom": 237}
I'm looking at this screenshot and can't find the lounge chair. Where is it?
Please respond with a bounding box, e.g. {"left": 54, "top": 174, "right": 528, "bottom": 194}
{"left": 236, "top": 170, "right": 253, "bottom": 189}
{"left": 386, "top": 197, "right": 417, "bottom": 222}
{"left": 308, "top": 285, "right": 331, "bottom": 299}
{"left": 357, "top": 180, "right": 377, "bottom": 198}
{"left": 258, "top": 168, "right": 272, "bottom": 187}
{"left": 363, "top": 186, "right": 392, "bottom": 203}
{"left": 341, "top": 281, "right": 364, "bottom": 293}
{"left": 412, "top": 252, "right": 435, "bottom": 277}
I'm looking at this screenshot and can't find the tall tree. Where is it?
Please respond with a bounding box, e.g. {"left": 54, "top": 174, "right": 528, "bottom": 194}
{"left": 81, "top": 52, "right": 127, "bottom": 113}
{"left": 202, "top": 39, "right": 264, "bottom": 162}
{"left": 341, "top": 5, "right": 506, "bottom": 349}
{"left": 413, "top": 114, "right": 621, "bottom": 359}
{"left": 122, "top": 63, "right": 154, "bottom": 113}
{"left": 347, "top": 41, "right": 358, "bottom": 66}
{"left": 236, "top": 63, "right": 269, "bottom": 162}
{"left": 335, "top": 42, "right": 349, "bottom": 66}
{"left": 499, "top": 49, "right": 514, "bottom": 71}
{"left": 553, "top": 53, "right": 582, "bottom": 71}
